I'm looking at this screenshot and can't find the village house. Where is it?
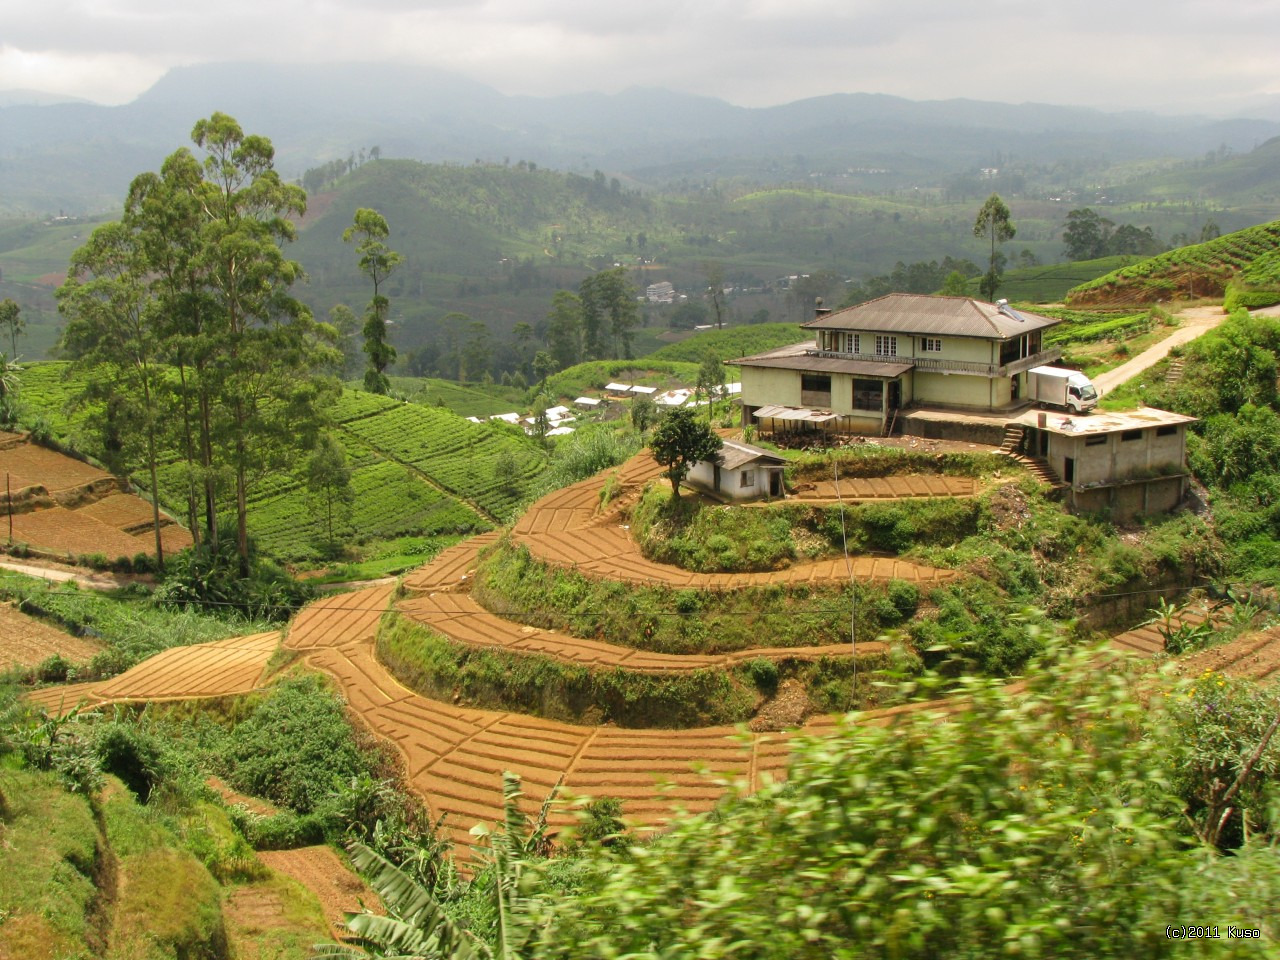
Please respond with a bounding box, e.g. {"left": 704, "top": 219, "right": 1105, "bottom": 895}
{"left": 1012, "top": 407, "right": 1197, "bottom": 521}
{"left": 687, "top": 440, "right": 787, "bottom": 501}
{"left": 736, "top": 294, "right": 1064, "bottom": 436}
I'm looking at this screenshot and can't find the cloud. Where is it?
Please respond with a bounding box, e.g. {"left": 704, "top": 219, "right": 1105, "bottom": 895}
{"left": 1, "top": 0, "right": 1277, "bottom": 115}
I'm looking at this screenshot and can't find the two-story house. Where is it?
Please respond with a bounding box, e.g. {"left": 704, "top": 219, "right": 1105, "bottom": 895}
{"left": 736, "top": 294, "right": 1065, "bottom": 435}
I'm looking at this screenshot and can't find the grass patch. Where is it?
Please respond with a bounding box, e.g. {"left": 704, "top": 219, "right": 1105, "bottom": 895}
{"left": 472, "top": 539, "right": 923, "bottom": 654}
{"left": 0, "top": 768, "right": 100, "bottom": 959}
{"left": 377, "top": 612, "right": 907, "bottom": 726}
{"left": 630, "top": 482, "right": 983, "bottom": 573}
{"left": 0, "top": 569, "right": 270, "bottom": 682}
{"left": 100, "top": 779, "right": 230, "bottom": 960}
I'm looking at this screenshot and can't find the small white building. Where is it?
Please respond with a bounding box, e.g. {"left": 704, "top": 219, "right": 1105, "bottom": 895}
{"left": 687, "top": 440, "right": 788, "bottom": 501}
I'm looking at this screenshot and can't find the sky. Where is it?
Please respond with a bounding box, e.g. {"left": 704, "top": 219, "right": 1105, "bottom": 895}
{"left": 2, "top": 0, "right": 1279, "bottom": 116}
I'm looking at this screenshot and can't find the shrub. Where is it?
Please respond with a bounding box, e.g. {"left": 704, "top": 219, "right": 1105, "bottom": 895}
{"left": 221, "top": 675, "right": 365, "bottom": 813}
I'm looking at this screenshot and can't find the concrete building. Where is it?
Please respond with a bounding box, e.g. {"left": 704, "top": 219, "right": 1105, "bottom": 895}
{"left": 735, "top": 294, "right": 1064, "bottom": 436}
{"left": 1013, "top": 407, "right": 1197, "bottom": 520}
{"left": 687, "top": 440, "right": 787, "bottom": 501}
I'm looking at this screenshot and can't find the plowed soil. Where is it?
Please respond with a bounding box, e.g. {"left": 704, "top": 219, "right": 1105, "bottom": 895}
{"left": 257, "top": 846, "right": 380, "bottom": 939}
{"left": 23, "top": 450, "right": 1218, "bottom": 855}
{"left": 1168, "top": 625, "right": 1280, "bottom": 683}
{"left": 0, "top": 435, "right": 192, "bottom": 559}
{"left": 509, "top": 454, "right": 957, "bottom": 588}
{"left": 0, "top": 603, "right": 101, "bottom": 669}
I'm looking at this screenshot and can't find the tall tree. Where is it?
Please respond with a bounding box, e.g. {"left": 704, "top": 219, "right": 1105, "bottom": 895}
{"left": 695, "top": 351, "right": 725, "bottom": 423}
{"left": 0, "top": 299, "right": 23, "bottom": 358}
{"left": 704, "top": 261, "right": 726, "bottom": 330}
{"left": 545, "top": 291, "right": 583, "bottom": 370}
{"left": 306, "top": 432, "right": 354, "bottom": 553}
{"left": 973, "top": 193, "right": 1016, "bottom": 301}
{"left": 189, "top": 113, "right": 339, "bottom": 572}
{"left": 344, "top": 208, "right": 402, "bottom": 394}
{"left": 1062, "top": 208, "right": 1114, "bottom": 261}
{"left": 650, "top": 407, "right": 723, "bottom": 501}
{"left": 58, "top": 221, "right": 171, "bottom": 569}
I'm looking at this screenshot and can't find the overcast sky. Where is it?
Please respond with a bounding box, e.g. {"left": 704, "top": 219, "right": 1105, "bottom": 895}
{"left": 2, "top": 0, "right": 1278, "bottom": 115}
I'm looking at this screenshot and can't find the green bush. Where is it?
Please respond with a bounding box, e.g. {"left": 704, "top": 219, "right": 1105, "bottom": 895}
{"left": 221, "top": 675, "right": 365, "bottom": 813}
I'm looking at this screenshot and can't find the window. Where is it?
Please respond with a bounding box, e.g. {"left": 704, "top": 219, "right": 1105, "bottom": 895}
{"left": 853, "top": 379, "right": 883, "bottom": 411}
{"left": 1085, "top": 435, "right": 1107, "bottom": 447}
{"left": 740, "top": 470, "right": 756, "bottom": 489}
{"left": 874, "top": 335, "right": 897, "bottom": 357}
{"left": 920, "top": 337, "right": 943, "bottom": 352}
{"left": 801, "top": 373, "right": 831, "bottom": 406}
{"left": 844, "top": 333, "right": 860, "bottom": 354}
{"left": 1120, "top": 429, "right": 1143, "bottom": 442}
{"left": 1156, "top": 424, "right": 1178, "bottom": 437}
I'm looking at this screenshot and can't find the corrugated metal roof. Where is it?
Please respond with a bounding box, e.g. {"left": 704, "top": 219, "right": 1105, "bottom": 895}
{"left": 800, "top": 293, "right": 1062, "bottom": 340}
{"left": 716, "top": 439, "right": 789, "bottom": 470}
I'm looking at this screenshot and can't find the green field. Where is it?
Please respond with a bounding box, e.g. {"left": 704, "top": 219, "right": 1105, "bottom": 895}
{"left": 15, "top": 364, "right": 556, "bottom": 565}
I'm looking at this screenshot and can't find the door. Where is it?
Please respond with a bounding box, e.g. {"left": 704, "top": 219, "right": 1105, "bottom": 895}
{"left": 1011, "top": 373, "right": 1020, "bottom": 400}
{"left": 888, "top": 379, "right": 902, "bottom": 410}
{"left": 1064, "top": 457, "right": 1075, "bottom": 483}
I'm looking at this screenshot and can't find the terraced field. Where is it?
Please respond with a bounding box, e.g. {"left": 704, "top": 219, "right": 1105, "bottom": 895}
{"left": 24, "top": 449, "right": 1241, "bottom": 852}
{"left": 0, "top": 431, "right": 192, "bottom": 561}
{"left": 0, "top": 603, "right": 101, "bottom": 669}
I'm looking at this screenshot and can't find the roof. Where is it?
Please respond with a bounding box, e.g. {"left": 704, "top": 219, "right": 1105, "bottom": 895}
{"left": 733, "top": 340, "right": 913, "bottom": 377}
{"left": 716, "top": 439, "right": 789, "bottom": 470}
{"left": 754, "top": 404, "right": 841, "bottom": 423}
{"left": 801, "top": 294, "right": 1063, "bottom": 340}
{"left": 1015, "top": 406, "right": 1198, "bottom": 437}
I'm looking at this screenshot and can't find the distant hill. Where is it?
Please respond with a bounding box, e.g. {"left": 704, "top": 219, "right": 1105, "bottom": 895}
{"left": 4, "top": 61, "right": 1280, "bottom": 215}
{"left": 1066, "top": 220, "right": 1280, "bottom": 307}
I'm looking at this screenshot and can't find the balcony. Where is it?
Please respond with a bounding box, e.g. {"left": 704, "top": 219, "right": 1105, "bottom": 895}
{"left": 803, "top": 347, "right": 1062, "bottom": 379}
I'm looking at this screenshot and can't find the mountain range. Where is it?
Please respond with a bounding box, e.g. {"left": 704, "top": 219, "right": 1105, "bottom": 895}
{"left": 4, "top": 62, "right": 1280, "bottom": 215}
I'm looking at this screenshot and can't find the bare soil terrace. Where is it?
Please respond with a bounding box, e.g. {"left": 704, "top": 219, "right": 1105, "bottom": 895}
{"left": 0, "top": 433, "right": 192, "bottom": 560}
{"left": 21, "top": 449, "right": 1235, "bottom": 852}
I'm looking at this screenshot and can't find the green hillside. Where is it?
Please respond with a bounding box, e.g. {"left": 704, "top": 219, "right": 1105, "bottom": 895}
{"left": 1066, "top": 220, "right": 1280, "bottom": 307}
{"left": 645, "top": 323, "right": 806, "bottom": 363}
{"left": 16, "top": 364, "right": 555, "bottom": 566}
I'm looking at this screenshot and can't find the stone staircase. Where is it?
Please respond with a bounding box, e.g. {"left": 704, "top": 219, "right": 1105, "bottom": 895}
{"left": 1165, "top": 357, "right": 1185, "bottom": 385}
{"left": 996, "top": 422, "right": 1069, "bottom": 495}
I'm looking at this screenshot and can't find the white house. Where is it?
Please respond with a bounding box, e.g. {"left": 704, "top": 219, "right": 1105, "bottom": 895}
{"left": 687, "top": 440, "right": 788, "bottom": 501}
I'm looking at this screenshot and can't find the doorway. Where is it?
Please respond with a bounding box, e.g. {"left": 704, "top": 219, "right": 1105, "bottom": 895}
{"left": 1064, "top": 457, "right": 1075, "bottom": 483}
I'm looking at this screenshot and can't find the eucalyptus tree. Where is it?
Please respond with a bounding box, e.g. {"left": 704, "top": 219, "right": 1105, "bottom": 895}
{"left": 344, "top": 207, "right": 402, "bottom": 394}
{"left": 0, "top": 299, "right": 22, "bottom": 358}
{"left": 973, "top": 193, "right": 1016, "bottom": 300}
{"left": 62, "top": 113, "right": 339, "bottom": 574}
{"left": 190, "top": 113, "right": 340, "bottom": 572}
{"left": 58, "top": 221, "right": 171, "bottom": 568}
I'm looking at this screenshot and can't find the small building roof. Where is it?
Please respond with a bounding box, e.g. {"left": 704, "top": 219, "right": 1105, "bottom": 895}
{"left": 754, "top": 404, "right": 841, "bottom": 423}
{"left": 546, "top": 426, "right": 576, "bottom": 437}
{"left": 716, "top": 439, "right": 789, "bottom": 471}
{"left": 802, "top": 293, "right": 1063, "bottom": 341}
{"left": 489, "top": 412, "right": 521, "bottom": 424}
{"left": 544, "top": 405, "right": 571, "bottom": 419}
{"left": 574, "top": 396, "right": 601, "bottom": 407}
{"left": 629, "top": 385, "right": 657, "bottom": 395}
{"left": 604, "top": 382, "right": 631, "bottom": 392}
{"left": 1016, "top": 406, "right": 1197, "bottom": 437}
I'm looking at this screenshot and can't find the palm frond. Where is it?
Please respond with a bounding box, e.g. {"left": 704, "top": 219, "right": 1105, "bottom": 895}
{"left": 344, "top": 841, "right": 487, "bottom": 960}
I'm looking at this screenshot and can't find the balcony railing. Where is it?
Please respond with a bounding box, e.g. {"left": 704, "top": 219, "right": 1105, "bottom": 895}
{"left": 803, "top": 347, "right": 1062, "bottom": 379}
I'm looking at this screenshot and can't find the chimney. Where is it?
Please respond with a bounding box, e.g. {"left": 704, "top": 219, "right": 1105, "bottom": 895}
{"left": 814, "top": 296, "right": 832, "bottom": 320}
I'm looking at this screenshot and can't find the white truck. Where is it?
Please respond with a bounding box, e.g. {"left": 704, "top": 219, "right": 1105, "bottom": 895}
{"left": 1027, "top": 365, "right": 1099, "bottom": 414}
